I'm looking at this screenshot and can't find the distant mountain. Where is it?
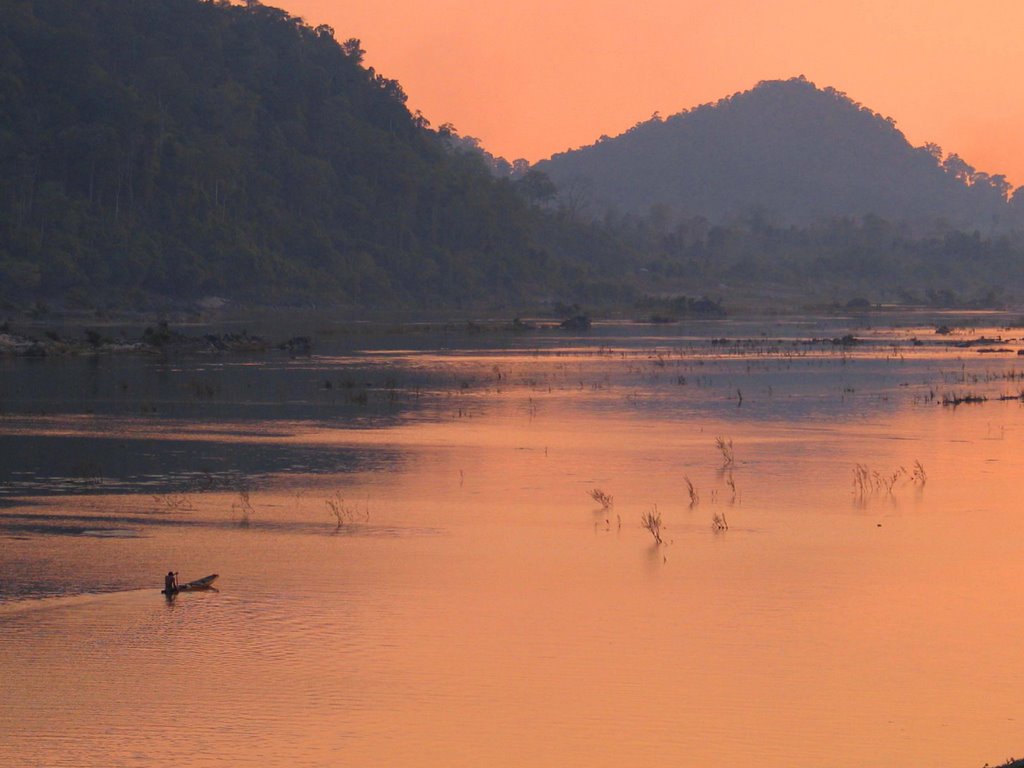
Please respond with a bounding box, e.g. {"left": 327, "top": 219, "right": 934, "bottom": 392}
{"left": 536, "top": 77, "right": 1016, "bottom": 230}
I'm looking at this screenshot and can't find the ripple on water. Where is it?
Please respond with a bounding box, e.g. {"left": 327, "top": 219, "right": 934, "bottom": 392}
{"left": 4, "top": 329, "right": 1024, "bottom": 767}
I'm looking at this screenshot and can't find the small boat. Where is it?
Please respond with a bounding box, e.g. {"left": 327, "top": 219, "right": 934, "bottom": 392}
{"left": 162, "top": 574, "right": 218, "bottom": 594}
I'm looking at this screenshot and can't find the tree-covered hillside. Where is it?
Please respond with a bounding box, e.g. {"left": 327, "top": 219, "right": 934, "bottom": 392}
{"left": 537, "top": 78, "right": 1017, "bottom": 230}
{"left": 5, "top": 3, "right": 1024, "bottom": 314}
{"left": 0, "top": 0, "right": 568, "bottom": 307}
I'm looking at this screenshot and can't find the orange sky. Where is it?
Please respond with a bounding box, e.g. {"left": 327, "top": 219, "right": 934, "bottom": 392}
{"left": 277, "top": 0, "right": 1024, "bottom": 187}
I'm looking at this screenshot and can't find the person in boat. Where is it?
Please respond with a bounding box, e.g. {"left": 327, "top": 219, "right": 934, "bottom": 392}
{"left": 164, "top": 570, "right": 178, "bottom": 594}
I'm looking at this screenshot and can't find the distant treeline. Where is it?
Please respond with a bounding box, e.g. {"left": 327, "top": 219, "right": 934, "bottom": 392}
{"left": 2, "top": 0, "right": 1024, "bottom": 312}
{"left": 598, "top": 208, "right": 1024, "bottom": 307}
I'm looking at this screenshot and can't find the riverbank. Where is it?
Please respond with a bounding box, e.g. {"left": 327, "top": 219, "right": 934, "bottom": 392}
{"left": 0, "top": 319, "right": 311, "bottom": 358}
{"left": 4, "top": 301, "right": 1024, "bottom": 360}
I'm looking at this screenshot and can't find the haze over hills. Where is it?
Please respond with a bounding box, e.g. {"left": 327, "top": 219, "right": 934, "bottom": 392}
{"left": 3, "top": 0, "right": 1024, "bottom": 313}
{"left": 537, "top": 77, "right": 1019, "bottom": 230}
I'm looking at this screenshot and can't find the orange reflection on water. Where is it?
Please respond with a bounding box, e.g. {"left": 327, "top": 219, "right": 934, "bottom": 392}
{"left": 2, "top": 336, "right": 1024, "bottom": 766}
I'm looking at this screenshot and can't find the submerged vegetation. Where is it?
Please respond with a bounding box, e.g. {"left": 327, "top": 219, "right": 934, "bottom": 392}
{"left": 715, "top": 437, "right": 735, "bottom": 468}
{"left": 232, "top": 487, "right": 255, "bottom": 527}
{"left": 326, "top": 491, "right": 369, "bottom": 531}
{"left": 852, "top": 460, "right": 927, "bottom": 502}
{"left": 640, "top": 505, "right": 663, "bottom": 545}
{"left": 152, "top": 493, "right": 194, "bottom": 513}
{"left": 3, "top": 299, "right": 1021, "bottom": 768}
{"left": 942, "top": 390, "right": 1024, "bottom": 406}
{"left": 0, "top": 319, "right": 308, "bottom": 357}
{"left": 684, "top": 476, "right": 699, "bottom": 508}
{"left": 588, "top": 488, "right": 614, "bottom": 510}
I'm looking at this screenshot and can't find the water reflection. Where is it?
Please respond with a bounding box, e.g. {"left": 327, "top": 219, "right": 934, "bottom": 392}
{"left": 0, "top": 433, "right": 404, "bottom": 497}
{"left": 2, "top": 319, "right": 1024, "bottom": 767}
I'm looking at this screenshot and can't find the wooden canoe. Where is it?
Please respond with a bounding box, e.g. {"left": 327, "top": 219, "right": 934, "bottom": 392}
{"left": 162, "top": 574, "right": 218, "bottom": 594}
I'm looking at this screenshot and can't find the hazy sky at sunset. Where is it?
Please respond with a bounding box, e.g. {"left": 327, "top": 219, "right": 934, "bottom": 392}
{"left": 277, "top": 0, "right": 1024, "bottom": 186}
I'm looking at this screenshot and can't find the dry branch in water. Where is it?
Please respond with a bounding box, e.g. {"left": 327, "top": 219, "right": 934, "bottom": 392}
{"left": 641, "top": 505, "right": 663, "bottom": 545}
{"left": 326, "top": 491, "right": 369, "bottom": 530}
{"left": 715, "top": 436, "right": 735, "bottom": 467}
{"left": 232, "top": 487, "right": 255, "bottom": 527}
{"left": 685, "top": 476, "right": 699, "bottom": 508}
{"left": 852, "top": 460, "right": 926, "bottom": 500}
{"left": 152, "top": 493, "right": 193, "bottom": 512}
{"left": 588, "top": 488, "right": 614, "bottom": 510}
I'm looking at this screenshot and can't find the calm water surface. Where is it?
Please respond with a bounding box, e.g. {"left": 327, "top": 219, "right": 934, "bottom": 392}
{"left": 2, "top": 317, "right": 1023, "bottom": 767}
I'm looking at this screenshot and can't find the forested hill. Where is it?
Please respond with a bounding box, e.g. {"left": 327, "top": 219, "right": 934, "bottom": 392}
{"left": 537, "top": 77, "right": 1017, "bottom": 229}
{"left": 0, "top": 0, "right": 565, "bottom": 308}
{"left": 6, "top": 2, "right": 1024, "bottom": 314}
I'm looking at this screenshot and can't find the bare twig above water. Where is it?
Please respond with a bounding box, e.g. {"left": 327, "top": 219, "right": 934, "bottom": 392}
{"left": 232, "top": 487, "right": 255, "bottom": 527}
{"left": 684, "top": 475, "right": 699, "bottom": 508}
{"left": 715, "top": 436, "right": 735, "bottom": 467}
{"left": 641, "top": 505, "right": 663, "bottom": 545}
{"left": 326, "top": 491, "right": 370, "bottom": 531}
{"left": 852, "top": 460, "right": 926, "bottom": 502}
{"left": 941, "top": 391, "right": 987, "bottom": 406}
{"left": 725, "top": 471, "right": 737, "bottom": 504}
{"left": 152, "top": 493, "right": 194, "bottom": 512}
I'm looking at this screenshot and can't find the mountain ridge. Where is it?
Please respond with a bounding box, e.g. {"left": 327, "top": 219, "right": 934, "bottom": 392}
{"left": 536, "top": 77, "right": 1017, "bottom": 230}
{"left": 3, "top": 1, "right": 1024, "bottom": 313}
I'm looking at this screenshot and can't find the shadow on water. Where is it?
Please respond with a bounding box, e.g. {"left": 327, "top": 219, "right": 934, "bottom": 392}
{"left": 0, "top": 434, "right": 405, "bottom": 498}
{"left": 0, "top": 349, "right": 431, "bottom": 424}
{"left": 0, "top": 508, "right": 431, "bottom": 539}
